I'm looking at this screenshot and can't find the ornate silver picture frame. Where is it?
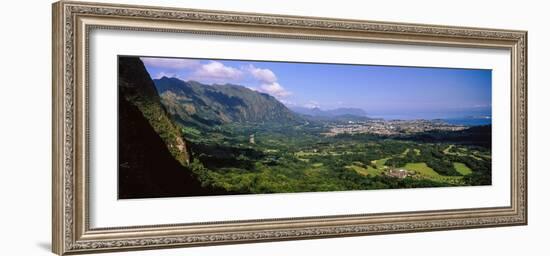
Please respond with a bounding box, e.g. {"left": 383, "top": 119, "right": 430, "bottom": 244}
{"left": 52, "top": 1, "right": 527, "bottom": 255}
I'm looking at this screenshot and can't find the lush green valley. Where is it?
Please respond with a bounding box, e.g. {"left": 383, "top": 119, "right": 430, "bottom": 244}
{"left": 152, "top": 76, "right": 491, "bottom": 195}
{"left": 118, "top": 56, "right": 492, "bottom": 198}
{"left": 180, "top": 120, "right": 491, "bottom": 194}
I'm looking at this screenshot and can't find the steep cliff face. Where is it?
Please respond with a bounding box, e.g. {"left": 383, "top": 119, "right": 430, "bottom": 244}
{"left": 118, "top": 57, "right": 216, "bottom": 198}
{"left": 153, "top": 77, "right": 300, "bottom": 127}
{"left": 119, "top": 95, "right": 204, "bottom": 198}
{"left": 118, "top": 57, "right": 189, "bottom": 165}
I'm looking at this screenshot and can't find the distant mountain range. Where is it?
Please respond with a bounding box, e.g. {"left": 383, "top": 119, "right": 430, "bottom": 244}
{"left": 290, "top": 106, "right": 369, "bottom": 118}
{"left": 154, "top": 77, "right": 300, "bottom": 127}
{"left": 289, "top": 106, "right": 373, "bottom": 122}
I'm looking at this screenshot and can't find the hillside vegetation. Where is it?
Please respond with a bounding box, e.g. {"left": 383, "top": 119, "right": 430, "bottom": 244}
{"left": 118, "top": 57, "right": 492, "bottom": 198}
{"left": 155, "top": 77, "right": 299, "bottom": 127}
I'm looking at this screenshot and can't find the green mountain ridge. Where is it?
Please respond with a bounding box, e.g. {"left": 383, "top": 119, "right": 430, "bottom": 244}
{"left": 153, "top": 77, "right": 301, "bottom": 128}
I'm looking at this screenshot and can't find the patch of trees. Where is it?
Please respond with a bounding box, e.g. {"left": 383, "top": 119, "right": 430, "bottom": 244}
{"left": 329, "top": 168, "right": 451, "bottom": 190}
{"left": 394, "top": 125, "right": 491, "bottom": 148}
{"left": 189, "top": 142, "right": 264, "bottom": 170}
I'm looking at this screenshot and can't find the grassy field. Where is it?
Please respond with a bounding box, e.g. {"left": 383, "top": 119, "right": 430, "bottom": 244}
{"left": 404, "top": 163, "right": 440, "bottom": 178}
{"left": 373, "top": 157, "right": 390, "bottom": 169}
{"left": 346, "top": 156, "right": 392, "bottom": 177}
{"left": 404, "top": 162, "right": 464, "bottom": 184}
{"left": 453, "top": 162, "right": 473, "bottom": 175}
{"left": 443, "top": 144, "right": 484, "bottom": 160}
{"left": 346, "top": 164, "right": 384, "bottom": 176}
{"left": 348, "top": 155, "right": 473, "bottom": 184}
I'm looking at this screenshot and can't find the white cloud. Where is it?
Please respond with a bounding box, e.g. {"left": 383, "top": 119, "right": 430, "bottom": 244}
{"left": 246, "top": 65, "right": 277, "bottom": 83}
{"left": 245, "top": 65, "right": 291, "bottom": 99}
{"left": 259, "top": 82, "right": 292, "bottom": 98}
{"left": 140, "top": 57, "right": 200, "bottom": 69}
{"left": 190, "top": 61, "right": 244, "bottom": 82}
{"left": 151, "top": 71, "right": 180, "bottom": 79}
{"left": 141, "top": 58, "right": 292, "bottom": 99}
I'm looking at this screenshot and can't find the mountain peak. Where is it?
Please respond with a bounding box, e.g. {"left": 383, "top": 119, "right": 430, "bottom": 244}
{"left": 158, "top": 76, "right": 181, "bottom": 81}
{"left": 153, "top": 79, "right": 300, "bottom": 126}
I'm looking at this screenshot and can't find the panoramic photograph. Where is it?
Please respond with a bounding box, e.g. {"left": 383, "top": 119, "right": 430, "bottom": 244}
{"left": 118, "top": 56, "right": 492, "bottom": 199}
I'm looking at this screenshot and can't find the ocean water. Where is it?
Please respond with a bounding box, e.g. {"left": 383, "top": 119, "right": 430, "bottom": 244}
{"left": 370, "top": 113, "right": 492, "bottom": 126}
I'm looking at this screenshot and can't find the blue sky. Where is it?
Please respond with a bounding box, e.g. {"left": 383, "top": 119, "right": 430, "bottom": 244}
{"left": 140, "top": 56, "right": 491, "bottom": 119}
